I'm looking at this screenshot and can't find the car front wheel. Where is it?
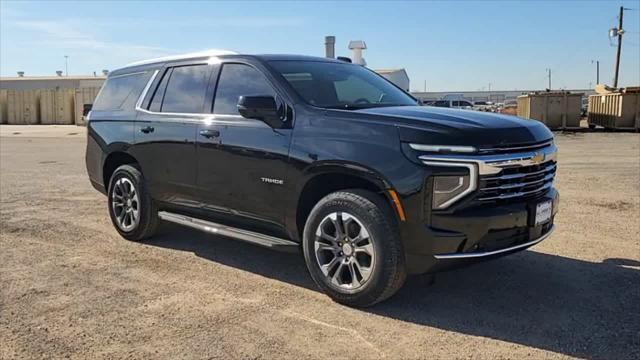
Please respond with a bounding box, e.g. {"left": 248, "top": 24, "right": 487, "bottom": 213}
{"left": 302, "top": 189, "right": 406, "bottom": 307}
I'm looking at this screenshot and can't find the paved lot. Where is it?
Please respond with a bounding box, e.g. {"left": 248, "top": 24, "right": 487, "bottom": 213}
{"left": 1, "top": 125, "right": 639, "bottom": 359}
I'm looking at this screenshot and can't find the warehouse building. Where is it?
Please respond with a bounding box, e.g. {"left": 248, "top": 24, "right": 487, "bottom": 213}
{"left": 0, "top": 74, "right": 105, "bottom": 125}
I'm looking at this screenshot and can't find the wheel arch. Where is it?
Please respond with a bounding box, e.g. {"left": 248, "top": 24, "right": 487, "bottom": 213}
{"left": 294, "top": 161, "right": 400, "bottom": 240}
{"left": 102, "top": 151, "right": 140, "bottom": 192}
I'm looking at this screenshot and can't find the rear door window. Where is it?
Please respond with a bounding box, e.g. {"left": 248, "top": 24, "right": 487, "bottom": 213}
{"left": 148, "top": 69, "right": 171, "bottom": 112}
{"left": 93, "top": 71, "right": 152, "bottom": 111}
{"left": 160, "top": 64, "right": 210, "bottom": 113}
{"left": 213, "top": 63, "right": 275, "bottom": 115}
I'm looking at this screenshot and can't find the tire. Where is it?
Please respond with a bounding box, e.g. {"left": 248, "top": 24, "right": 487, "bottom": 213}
{"left": 107, "top": 164, "right": 158, "bottom": 241}
{"left": 302, "top": 189, "right": 406, "bottom": 307}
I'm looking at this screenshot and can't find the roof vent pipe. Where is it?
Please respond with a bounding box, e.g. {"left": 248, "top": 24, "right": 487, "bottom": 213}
{"left": 348, "top": 40, "right": 367, "bottom": 66}
{"left": 56, "top": 70, "right": 63, "bottom": 77}
{"left": 325, "top": 36, "right": 335, "bottom": 58}
{"left": 17, "top": 71, "right": 24, "bottom": 77}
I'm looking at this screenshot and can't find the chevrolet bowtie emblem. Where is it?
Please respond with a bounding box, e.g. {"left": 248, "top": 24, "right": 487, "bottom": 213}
{"left": 531, "top": 152, "right": 545, "bottom": 164}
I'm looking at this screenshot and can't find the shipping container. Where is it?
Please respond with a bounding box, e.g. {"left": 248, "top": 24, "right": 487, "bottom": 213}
{"left": 40, "top": 88, "right": 75, "bottom": 125}
{"left": 588, "top": 92, "right": 640, "bottom": 130}
{"left": 517, "top": 92, "right": 583, "bottom": 130}
{"left": 74, "top": 87, "right": 101, "bottom": 125}
{"left": 0, "top": 89, "right": 7, "bottom": 124}
{"left": 7, "top": 89, "right": 39, "bottom": 125}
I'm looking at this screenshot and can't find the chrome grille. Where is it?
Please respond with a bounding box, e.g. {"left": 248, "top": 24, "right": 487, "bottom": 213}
{"left": 478, "top": 160, "right": 556, "bottom": 201}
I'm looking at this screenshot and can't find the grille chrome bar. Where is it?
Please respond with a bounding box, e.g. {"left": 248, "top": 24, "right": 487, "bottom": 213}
{"left": 482, "top": 163, "right": 556, "bottom": 181}
{"left": 477, "top": 182, "right": 553, "bottom": 201}
{"left": 480, "top": 173, "right": 555, "bottom": 192}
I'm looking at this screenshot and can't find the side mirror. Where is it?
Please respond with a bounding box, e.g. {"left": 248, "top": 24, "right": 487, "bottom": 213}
{"left": 237, "top": 95, "right": 282, "bottom": 128}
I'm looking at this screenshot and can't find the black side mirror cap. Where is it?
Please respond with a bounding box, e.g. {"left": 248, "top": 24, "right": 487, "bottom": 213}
{"left": 237, "top": 95, "right": 282, "bottom": 128}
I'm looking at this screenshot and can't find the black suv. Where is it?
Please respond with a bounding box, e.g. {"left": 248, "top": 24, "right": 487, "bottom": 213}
{"left": 86, "top": 51, "right": 558, "bottom": 307}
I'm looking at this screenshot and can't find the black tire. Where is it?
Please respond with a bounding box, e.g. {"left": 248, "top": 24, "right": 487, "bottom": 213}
{"left": 107, "top": 164, "right": 158, "bottom": 241}
{"left": 302, "top": 189, "right": 406, "bottom": 307}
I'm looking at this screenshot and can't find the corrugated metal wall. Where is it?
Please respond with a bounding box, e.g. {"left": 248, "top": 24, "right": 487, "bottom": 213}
{"left": 0, "top": 90, "right": 7, "bottom": 124}
{"left": 588, "top": 93, "right": 640, "bottom": 130}
{"left": 40, "top": 89, "right": 75, "bottom": 125}
{"left": 516, "top": 93, "right": 582, "bottom": 130}
{"left": 7, "top": 90, "right": 39, "bottom": 125}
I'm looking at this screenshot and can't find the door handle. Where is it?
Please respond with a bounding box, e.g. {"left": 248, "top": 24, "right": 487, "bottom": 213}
{"left": 199, "top": 129, "right": 220, "bottom": 139}
{"left": 140, "top": 126, "right": 154, "bottom": 134}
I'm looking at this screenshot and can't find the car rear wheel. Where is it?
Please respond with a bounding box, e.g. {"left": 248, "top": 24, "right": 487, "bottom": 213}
{"left": 107, "top": 164, "right": 158, "bottom": 241}
{"left": 302, "top": 189, "right": 406, "bottom": 307}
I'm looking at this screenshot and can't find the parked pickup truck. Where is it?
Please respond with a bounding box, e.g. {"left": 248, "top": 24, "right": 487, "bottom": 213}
{"left": 86, "top": 50, "right": 559, "bottom": 307}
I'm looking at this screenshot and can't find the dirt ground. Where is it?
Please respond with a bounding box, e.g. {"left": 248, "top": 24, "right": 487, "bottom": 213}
{"left": 1, "top": 125, "right": 639, "bottom": 359}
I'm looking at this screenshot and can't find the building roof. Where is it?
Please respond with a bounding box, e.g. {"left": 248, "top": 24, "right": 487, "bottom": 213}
{"left": 1, "top": 75, "right": 106, "bottom": 81}
{"left": 374, "top": 68, "right": 407, "bottom": 74}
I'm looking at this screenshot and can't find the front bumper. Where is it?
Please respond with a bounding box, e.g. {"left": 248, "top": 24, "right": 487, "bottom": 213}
{"left": 403, "top": 188, "right": 559, "bottom": 274}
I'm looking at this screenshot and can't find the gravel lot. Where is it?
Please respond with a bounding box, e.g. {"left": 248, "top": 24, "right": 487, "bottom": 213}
{"left": 1, "top": 125, "right": 639, "bottom": 359}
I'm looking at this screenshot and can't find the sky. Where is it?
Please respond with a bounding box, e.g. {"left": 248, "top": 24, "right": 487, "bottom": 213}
{"left": 1, "top": 0, "right": 639, "bottom": 91}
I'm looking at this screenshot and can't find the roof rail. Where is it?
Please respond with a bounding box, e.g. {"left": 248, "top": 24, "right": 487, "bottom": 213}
{"left": 122, "top": 49, "right": 239, "bottom": 68}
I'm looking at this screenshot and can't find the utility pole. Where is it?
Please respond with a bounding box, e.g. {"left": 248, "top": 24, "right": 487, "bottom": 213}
{"left": 64, "top": 55, "right": 69, "bottom": 76}
{"left": 546, "top": 68, "right": 552, "bottom": 90}
{"left": 591, "top": 60, "right": 600, "bottom": 85}
{"left": 488, "top": 83, "right": 492, "bottom": 92}
{"left": 612, "top": 6, "right": 625, "bottom": 88}
{"left": 424, "top": 79, "right": 426, "bottom": 92}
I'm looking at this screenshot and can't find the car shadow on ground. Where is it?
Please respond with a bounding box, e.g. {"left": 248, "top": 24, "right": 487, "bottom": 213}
{"left": 146, "top": 224, "right": 639, "bottom": 359}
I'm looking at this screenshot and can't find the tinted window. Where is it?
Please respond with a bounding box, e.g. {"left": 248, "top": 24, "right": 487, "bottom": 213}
{"left": 434, "top": 100, "right": 450, "bottom": 107}
{"left": 462, "top": 101, "right": 473, "bottom": 107}
{"left": 161, "top": 65, "right": 210, "bottom": 113}
{"left": 213, "top": 64, "right": 275, "bottom": 115}
{"left": 269, "top": 61, "right": 416, "bottom": 109}
{"left": 93, "top": 71, "right": 152, "bottom": 111}
{"left": 148, "top": 69, "right": 171, "bottom": 112}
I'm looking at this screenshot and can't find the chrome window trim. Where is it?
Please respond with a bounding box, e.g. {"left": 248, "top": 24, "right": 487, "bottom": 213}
{"left": 434, "top": 225, "right": 554, "bottom": 259}
{"left": 133, "top": 62, "right": 292, "bottom": 128}
{"left": 422, "top": 161, "right": 477, "bottom": 209}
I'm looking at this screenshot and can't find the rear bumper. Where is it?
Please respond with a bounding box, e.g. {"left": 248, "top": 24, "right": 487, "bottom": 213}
{"left": 404, "top": 188, "right": 559, "bottom": 274}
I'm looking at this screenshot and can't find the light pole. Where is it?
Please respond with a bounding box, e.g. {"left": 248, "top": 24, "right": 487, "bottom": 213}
{"left": 591, "top": 60, "right": 600, "bottom": 85}
{"left": 64, "top": 55, "right": 69, "bottom": 76}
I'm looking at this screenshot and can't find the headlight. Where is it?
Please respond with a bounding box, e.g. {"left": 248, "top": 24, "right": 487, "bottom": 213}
{"left": 433, "top": 175, "right": 472, "bottom": 209}
{"left": 421, "top": 161, "right": 477, "bottom": 209}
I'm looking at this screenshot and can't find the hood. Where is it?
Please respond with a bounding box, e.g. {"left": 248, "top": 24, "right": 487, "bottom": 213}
{"left": 352, "top": 106, "right": 553, "bottom": 148}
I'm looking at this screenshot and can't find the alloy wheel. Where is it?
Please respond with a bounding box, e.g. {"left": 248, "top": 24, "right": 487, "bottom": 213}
{"left": 111, "top": 177, "right": 139, "bottom": 232}
{"left": 314, "top": 212, "right": 376, "bottom": 290}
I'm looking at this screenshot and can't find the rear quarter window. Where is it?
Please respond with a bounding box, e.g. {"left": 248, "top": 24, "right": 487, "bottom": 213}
{"left": 92, "top": 71, "right": 152, "bottom": 111}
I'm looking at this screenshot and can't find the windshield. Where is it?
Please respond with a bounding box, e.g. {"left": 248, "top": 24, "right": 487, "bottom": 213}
{"left": 268, "top": 60, "right": 417, "bottom": 109}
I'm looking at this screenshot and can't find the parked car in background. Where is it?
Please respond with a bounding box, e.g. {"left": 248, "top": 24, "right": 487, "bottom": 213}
{"left": 86, "top": 51, "right": 558, "bottom": 307}
{"left": 473, "top": 101, "right": 495, "bottom": 112}
{"left": 430, "top": 99, "right": 474, "bottom": 109}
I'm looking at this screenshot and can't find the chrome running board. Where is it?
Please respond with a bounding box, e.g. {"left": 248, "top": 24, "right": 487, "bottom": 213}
{"left": 158, "top": 211, "right": 299, "bottom": 252}
{"left": 434, "top": 225, "right": 555, "bottom": 259}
